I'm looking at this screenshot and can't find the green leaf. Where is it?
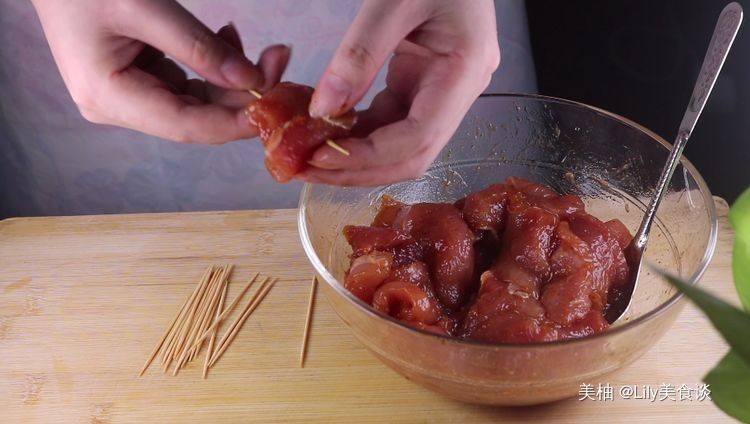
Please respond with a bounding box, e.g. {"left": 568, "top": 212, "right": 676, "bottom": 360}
{"left": 659, "top": 188, "right": 750, "bottom": 423}
{"left": 704, "top": 350, "right": 750, "bottom": 423}
{"left": 730, "top": 187, "right": 750, "bottom": 311}
{"left": 733, "top": 244, "right": 750, "bottom": 312}
{"left": 658, "top": 271, "right": 750, "bottom": 365}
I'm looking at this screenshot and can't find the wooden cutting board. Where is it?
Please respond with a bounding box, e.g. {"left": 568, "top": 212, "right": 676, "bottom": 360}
{"left": 0, "top": 199, "right": 739, "bottom": 423}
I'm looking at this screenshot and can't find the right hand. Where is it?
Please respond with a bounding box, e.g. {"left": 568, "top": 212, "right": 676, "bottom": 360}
{"left": 302, "top": 0, "right": 500, "bottom": 186}
{"left": 32, "top": 0, "right": 290, "bottom": 144}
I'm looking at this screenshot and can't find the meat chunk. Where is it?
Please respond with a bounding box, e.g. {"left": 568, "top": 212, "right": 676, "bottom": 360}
{"left": 342, "top": 177, "right": 635, "bottom": 344}
{"left": 540, "top": 221, "right": 595, "bottom": 325}
{"left": 390, "top": 261, "right": 432, "bottom": 290}
{"left": 246, "top": 82, "right": 356, "bottom": 182}
{"left": 380, "top": 200, "right": 476, "bottom": 310}
{"left": 372, "top": 281, "right": 442, "bottom": 326}
{"left": 246, "top": 82, "right": 311, "bottom": 139}
{"left": 569, "top": 213, "right": 630, "bottom": 309}
{"left": 345, "top": 251, "right": 393, "bottom": 303}
{"left": 500, "top": 202, "right": 558, "bottom": 285}
{"left": 459, "top": 183, "right": 509, "bottom": 234}
{"left": 343, "top": 225, "right": 411, "bottom": 257}
{"left": 459, "top": 271, "right": 557, "bottom": 344}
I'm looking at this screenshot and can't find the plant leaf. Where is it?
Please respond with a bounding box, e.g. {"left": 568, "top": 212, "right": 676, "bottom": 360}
{"left": 704, "top": 350, "right": 750, "bottom": 423}
{"left": 730, "top": 187, "right": 750, "bottom": 311}
{"left": 733, "top": 244, "right": 750, "bottom": 312}
{"left": 658, "top": 270, "right": 750, "bottom": 365}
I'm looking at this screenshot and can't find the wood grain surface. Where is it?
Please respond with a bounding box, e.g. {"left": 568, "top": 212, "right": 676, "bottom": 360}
{"left": 0, "top": 199, "right": 738, "bottom": 423}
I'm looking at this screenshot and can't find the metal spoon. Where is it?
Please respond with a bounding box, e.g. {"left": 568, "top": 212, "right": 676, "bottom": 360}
{"left": 606, "top": 2, "right": 743, "bottom": 324}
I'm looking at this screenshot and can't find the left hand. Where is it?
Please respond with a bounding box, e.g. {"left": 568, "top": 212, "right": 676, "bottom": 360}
{"left": 32, "top": 0, "right": 290, "bottom": 144}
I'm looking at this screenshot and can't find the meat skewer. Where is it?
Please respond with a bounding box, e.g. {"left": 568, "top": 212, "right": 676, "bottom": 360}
{"left": 246, "top": 82, "right": 356, "bottom": 182}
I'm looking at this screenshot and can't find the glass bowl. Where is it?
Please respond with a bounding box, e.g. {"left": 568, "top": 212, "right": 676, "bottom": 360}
{"left": 298, "top": 94, "right": 718, "bottom": 405}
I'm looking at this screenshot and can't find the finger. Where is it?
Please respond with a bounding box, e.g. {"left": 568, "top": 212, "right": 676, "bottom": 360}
{"left": 205, "top": 86, "right": 254, "bottom": 109}
{"left": 351, "top": 88, "right": 408, "bottom": 136}
{"left": 142, "top": 57, "right": 188, "bottom": 92}
{"left": 308, "top": 115, "right": 433, "bottom": 172}
{"left": 393, "top": 40, "right": 432, "bottom": 58}
{"left": 184, "top": 78, "right": 209, "bottom": 103}
{"left": 383, "top": 48, "right": 432, "bottom": 105}
{"left": 309, "top": 1, "right": 425, "bottom": 117}
{"left": 309, "top": 58, "right": 479, "bottom": 174}
{"left": 344, "top": 47, "right": 426, "bottom": 137}
{"left": 116, "top": 1, "right": 263, "bottom": 90}
{"left": 104, "top": 67, "right": 258, "bottom": 144}
{"left": 178, "top": 94, "right": 204, "bottom": 105}
{"left": 133, "top": 45, "right": 165, "bottom": 69}
{"left": 201, "top": 29, "right": 284, "bottom": 108}
{"left": 307, "top": 89, "right": 407, "bottom": 170}
{"left": 257, "top": 44, "right": 292, "bottom": 92}
{"left": 307, "top": 46, "right": 428, "bottom": 170}
{"left": 308, "top": 52, "right": 431, "bottom": 170}
{"left": 217, "top": 22, "right": 244, "bottom": 52}
{"left": 299, "top": 152, "right": 435, "bottom": 187}
{"left": 203, "top": 44, "right": 290, "bottom": 108}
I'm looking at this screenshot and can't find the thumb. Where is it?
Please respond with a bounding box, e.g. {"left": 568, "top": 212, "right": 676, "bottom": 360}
{"left": 310, "top": 1, "right": 420, "bottom": 117}
{"left": 118, "top": 1, "right": 263, "bottom": 90}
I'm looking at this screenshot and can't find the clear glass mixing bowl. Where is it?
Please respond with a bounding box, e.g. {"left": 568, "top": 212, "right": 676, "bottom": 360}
{"left": 298, "top": 94, "right": 718, "bottom": 405}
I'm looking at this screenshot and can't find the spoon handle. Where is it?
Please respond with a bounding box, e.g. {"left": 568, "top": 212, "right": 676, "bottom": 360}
{"left": 633, "top": 2, "right": 743, "bottom": 250}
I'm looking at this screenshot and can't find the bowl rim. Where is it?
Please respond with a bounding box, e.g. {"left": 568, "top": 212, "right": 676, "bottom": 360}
{"left": 298, "top": 92, "right": 719, "bottom": 349}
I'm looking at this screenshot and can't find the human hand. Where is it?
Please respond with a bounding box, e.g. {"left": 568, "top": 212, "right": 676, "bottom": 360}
{"left": 32, "top": 0, "right": 290, "bottom": 144}
{"left": 301, "top": 0, "right": 500, "bottom": 186}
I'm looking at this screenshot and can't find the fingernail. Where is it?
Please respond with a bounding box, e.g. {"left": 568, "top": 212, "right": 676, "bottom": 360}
{"left": 281, "top": 44, "right": 293, "bottom": 67}
{"left": 218, "top": 22, "right": 243, "bottom": 52}
{"left": 310, "top": 146, "right": 341, "bottom": 166}
{"left": 220, "top": 22, "right": 238, "bottom": 37}
{"left": 307, "top": 157, "right": 340, "bottom": 170}
{"left": 310, "top": 73, "right": 350, "bottom": 118}
{"left": 221, "top": 54, "right": 263, "bottom": 89}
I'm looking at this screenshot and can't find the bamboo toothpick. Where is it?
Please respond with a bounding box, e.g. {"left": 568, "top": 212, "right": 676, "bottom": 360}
{"left": 203, "top": 280, "right": 228, "bottom": 379}
{"left": 299, "top": 276, "right": 318, "bottom": 368}
{"left": 208, "top": 278, "right": 270, "bottom": 367}
{"left": 173, "top": 265, "right": 229, "bottom": 375}
{"left": 248, "top": 89, "right": 262, "bottom": 99}
{"left": 188, "top": 267, "right": 226, "bottom": 359}
{"left": 140, "top": 266, "right": 282, "bottom": 379}
{"left": 162, "top": 266, "right": 215, "bottom": 372}
{"left": 209, "top": 278, "right": 277, "bottom": 368}
{"left": 326, "top": 139, "right": 350, "bottom": 156}
{"left": 188, "top": 265, "right": 230, "bottom": 363}
{"left": 171, "top": 266, "right": 222, "bottom": 373}
{"left": 138, "top": 266, "right": 212, "bottom": 376}
{"left": 187, "top": 273, "right": 260, "bottom": 353}
{"left": 188, "top": 267, "right": 226, "bottom": 363}
{"left": 159, "top": 281, "right": 198, "bottom": 364}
